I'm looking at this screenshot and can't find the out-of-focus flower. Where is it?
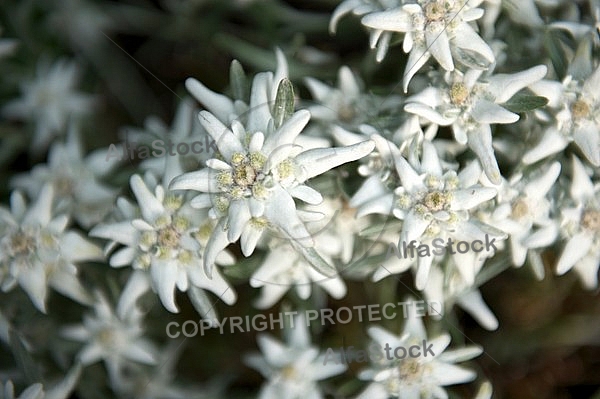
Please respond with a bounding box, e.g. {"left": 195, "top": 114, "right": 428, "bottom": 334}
{"left": 249, "top": 239, "right": 347, "bottom": 309}
{"left": 2, "top": 59, "right": 96, "bottom": 151}
{"left": 11, "top": 127, "right": 118, "bottom": 228}
{"left": 61, "top": 292, "right": 157, "bottom": 383}
{"left": 405, "top": 65, "right": 547, "bottom": 183}
{"left": 0, "top": 185, "right": 102, "bottom": 312}
{"left": 356, "top": 305, "right": 482, "bottom": 398}
{"left": 526, "top": 65, "right": 600, "bottom": 167}
{"left": 422, "top": 259, "right": 499, "bottom": 330}
{"left": 555, "top": 156, "right": 600, "bottom": 289}
{"left": 121, "top": 98, "right": 212, "bottom": 180}
{"left": 304, "top": 66, "right": 402, "bottom": 131}
{"left": 361, "top": 0, "right": 495, "bottom": 91}
{"left": 0, "top": 364, "right": 81, "bottom": 399}
{"left": 244, "top": 315, "right": 346, "bottom": 399}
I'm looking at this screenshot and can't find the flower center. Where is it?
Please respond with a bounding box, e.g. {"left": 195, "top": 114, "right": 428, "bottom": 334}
{"left": 218, "top": 152, "right": 269, "bottom": 200}
{"left": 338, "top": 103, "right": 356, "bottom": 123}
{"left": 511, "top": 198, "right": 529, "bottom": 219}
{"left": 280, "top": 365, "right": 297, "bottom": 380}
{"left": 157, "top": 226, "right": 181, "bottom": 248}
{"left": 450, "top": 82, "right": 469, "bottom": 105}
{"left": 398, "top": 359, "right": 424, "bottom": 382}
{"left": 425, "top": 1, "right": 445, "bottom": 21}
{"left": 581, "top": 209, "right": 600, "bottom": 232}
{"left": 421, "top": 190, "right": 451, "bottom": 212}
{"left": 55, "top": 175, "right": 74, "bottom": 196}
{"left": 233, "top": 164, "right": 257, "bottom": 187}
{"left": 10, "top": 232, "right": 37, "bottom": 257}
{"left": 571, "top": 99, "right": 590, "bottom": 119}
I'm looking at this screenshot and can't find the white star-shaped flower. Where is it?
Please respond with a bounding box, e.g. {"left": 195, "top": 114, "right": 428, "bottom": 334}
{"left": 61, "top": 292, "right": 157, "bottom": 384}
{"left": 526, "top": 65, "right": 600, "bottom": 167}
{"left": 361, "top": 0, "right": 495, "bottom": 91}
{"left": 488, "top": 162, "right": 561, "bottom": 268}
{"left": 249, "top": 239, "right": 347, "bottom": 309}
{"left": 304, "top": 66, "right": 402, "bottom": 131}
{"left": 90, "top": 174, "right": 236, "bottom": 313}
{"left": 169, "top": 106, "right": 374, "bottom": 277}
{"left": 555, "top": 156, "right": 600, "bottom": 289}
{"left": 244, "top": 315, "right": 346, "bottom": 399}
{"left": 11, "top": 127, "right": 118, "bottom": 228}
{"left": 352, "top": 138, "right": 505, "bottom": 289}
{"left": 0, "top": 185, "right": 102, "bottom": 312}
{"left": 2, "top": 58, "right": 95, "bottom": 150}
{"left": 356, "top": 305, "right": 482, "bottom": 399}
{"left": 404, "top": 65, "right": 547, "bottom": 183}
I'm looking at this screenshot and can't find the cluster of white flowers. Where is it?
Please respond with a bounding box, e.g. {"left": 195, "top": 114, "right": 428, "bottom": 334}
{"left": 1, "top": 0, "right": 599, "bottom": 397}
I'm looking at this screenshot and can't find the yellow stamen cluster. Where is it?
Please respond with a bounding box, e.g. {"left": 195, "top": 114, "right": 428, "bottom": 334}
{"left": 450, "top": 82, "right": 469, "bottom": 106}
{"left": 581, "top": 209, "right": 600, "bottom": 232}
{"left": 511, "top": 198, "right": 529, "bottom": 220}
{"left": 571, "top": 99, "right": 590, "bottom": 119}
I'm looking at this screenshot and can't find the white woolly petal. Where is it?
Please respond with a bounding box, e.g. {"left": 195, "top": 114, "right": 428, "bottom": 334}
{"left": 130, "top": 175, "right": 165, "bottom": 222}
{"left": 288, "top": 185, "right": 323, "bottom": 205}
{"left": 487, "top": 65, "right": 547, "bottom": 103}
{"left": 573, "top": 120, "right": 600, "bottom": 166}
{"left": 522, "top": 129, "right": 568, "bottom": 165}
{"left": 457, "top": 290, "right": 499, "bottom": 330}
{"left": 361, "top": 9, "right": 412, "bottom": 32}
{"left": 524, "top": 161, "right": 561, "bottom": 198}
{"left": 570, "top": 156, "right": 595, "bottom": 200}
{"left": 185, "top": 78, "right": 235, "bottom": 123}
{"left": 404, "top": 102, "right": 454, "bottom": 125}
{"left": 427, "top": 27, "right": 454, "bottom": 71}
{"left": 467, "top": 125, "right": 502, "bottom": 184}
{"left": 295, "top": 140, "right": 375, "bottom": 182}
{"left": 557, "top": 233, "right": 593, "bottom": 275}
{"left": 403, "top": 45, "right": 431, "bottom": 93}
{"left": 450, "top": 188, "right": 497, "bottom": 210}
{"left": 151, "top": 260, "right": 179, "bottom": 313}
{"left": 197, "top": 111, "right": 244, "bottom": 159}
{"left": 169, "top": 169, "right": 219, "bottom": 192}
{"left": 227, "top": 200, "right": 251, "bottom": 242}
{"left": 471, "top": 99, "right": 519, "bottom": 124}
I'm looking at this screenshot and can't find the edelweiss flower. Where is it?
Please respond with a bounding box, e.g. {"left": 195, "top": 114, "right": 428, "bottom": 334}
{"left": 244, "top": 315, "right": 346, "bottom": 399}
{"left": 329, "top": 0, "right": 403, "bottom": 62}
{"left": 352, "top": 139, "right": 505, "bottom": 289}
{"left": 0, "top": 185, "right": 102, "bottom": 312}
{"left": 61, "top": 292, "right": 157, "bottom": 383}
{"left": 422, "top": 260, "right": 499, "bottom": 330}
{"left": 304, "top": 66, "right": 402, "bottom": 131}
{"left": 90, "top": 174, "right": 236, "bottom": 313}
{"left": 121, "top": 98, "right": 212, "bottom": 180}
{"left": 356, "top": 306, "right": 482, "bottom": 398}
{"left": 169, "top": 107, "right": 375, "bottom": 277}
{"left": 404, "top": 65, "right": 547, "bottom": 183}
{"left": 249, "top": 239, "right": 347, "bottom": 309}
{"left": 488, "top": 162, "right": 561, "bottom": 268}
{"left": 11, "top": 128, "right": 118, "bottom": 228}
{"left": 185, "top": 49, "right": 288, "bottom": 126}
{"left": 526, "top": 65, "right": 600, "bottom": 166}
{"left": 2, "top": 58, "right": 95, "bottom": 150}
{"left": 361, "top": 0, "right": 495, "bottom": 91}
{"left": 555, "top": 156, "right": 600, "bottom": 289}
